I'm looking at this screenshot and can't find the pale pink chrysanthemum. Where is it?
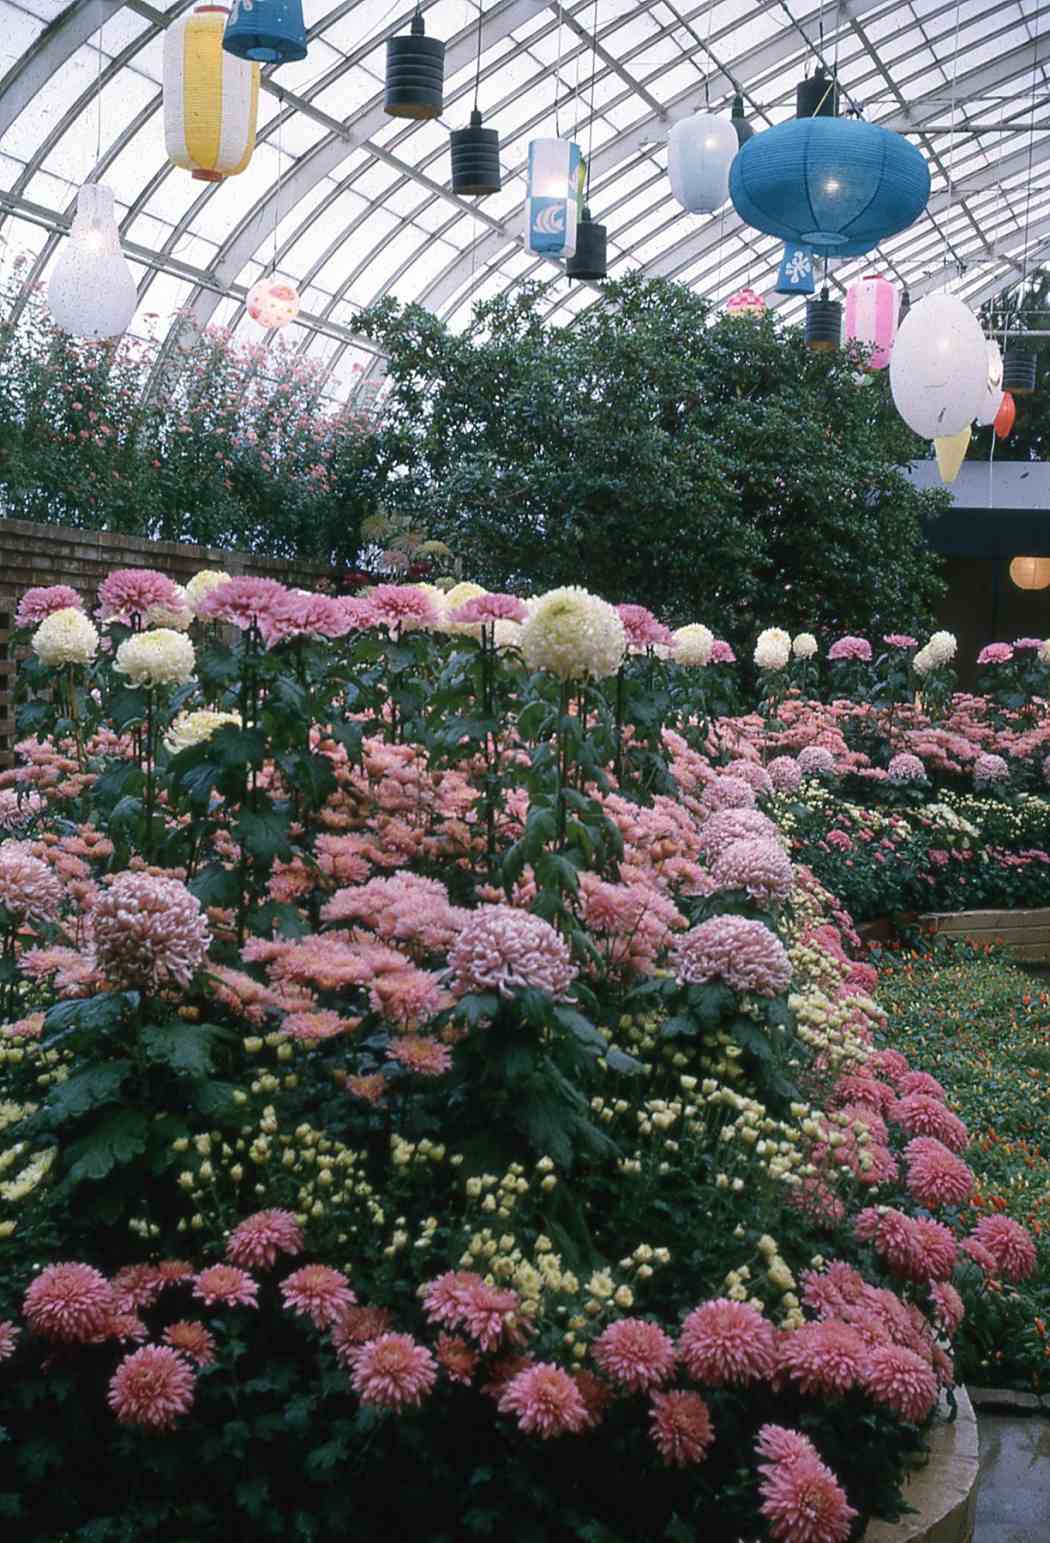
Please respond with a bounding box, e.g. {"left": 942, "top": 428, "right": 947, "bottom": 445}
{"left": 92, "top": 872, "right": 210, "bottom": 989}
{"left": 887, "top": 753, "right": 926, "bottom": 784}
{"left": 678, "top": 1298, "right": 776, "bottom": 1386}
{"left": 798, "top": 745, "right": 836, "bottom": 777}
{"left": 974, "top": 752, "right": 1009, "bottom": 786}
{"left": 331, "top": 1307, "right": 396, "bottom": 1369}
{"left": 904, "top": 1138, "right": 974, "bottom": 1208}
{"left": 971, "top": 1216, "right": 1037, "bottom": 1282}
{"left": 112, "top": 1264, "right": 163, "bottom": 1313}
{"left": 153, "top": 1259, "right": 195, "bottom": 1288}
{"left": 226, "top": 1209, "right": 304, "bottom": 1272}
{"left": 755, "top": 1425, "right": 822, "bottom": 1466}
{"left": 776, "top": 1320, "right": 866, "bottom": 1397}
{"left": 98, "top": 569, "right": 181, "bottom": 624}
{"left": 616, "top": 604, "right": 673, "bottom": 649}
{"left": 0, "top": 844, "right": 62, "bottom": 926}
{"left": 460, "top": 1281, "right": 525, "bottom": 1352}
{"left": 700, "top": 775, "right": 756, "bottom": 815}
{"left": 435, "top": 1333, "right": 479, "bottom": 1385}
{"left": 671, "top": 915, "right": 791, "bottom": 997}
{"left": 192, "top": 1265, "right": 259, "bottom": 1309}
{"left": 591, "top": 1318, "right": 676, "bottom": 1392}
{"left": 368, "top": 965, "right": 446, "bottom": 1030}
{"left": 827, "top": 635, "right": 872, "bottom": 662}
{"left": 649, "top": 1389, "right": 714, "bottom": 1467}
{"left": 366, "top": 584, "right": 440, "bottom": 632}
{"left": 448, "top": 905, "right": 577, "bottom": 1001}
{"left": 928, "top": 1282, "right": 965, "bottom": 1337}
{"left": 282, "top": 1009, "right": 354, "bottom": 1043}
{"left": 0, "top": 1321, "right": 19, "bottom": 1361}
{"left": 421, "top": 1271, "right": 484, "bottom": 1329}
{"left": 709, "top": 640, "right": 736, "bottom": 663}
{"left": 829, "top": 1073, "right": 897, "bottom": 1116}
{"left": 725, "top": 759, "right": 775, "bottom": 798}
{"left": 108, "top": 1344, "right": 196, "bottom": 1430}
{"left": 24, "top": 1262, "right": 115, "bottom": 1343}
{"left": 768, "top": 756, "right": 803, "bottom": 793}
{"left": 868, "top": 1048, "right": 911, "bottom": 1086}
{"left": 280, "top": 1265, "right": 356, "bottom": 1329}
{"left": 257, "top": 590, "right": 354, "bottom": 648}
{"left": 163, "top": 1320, "right": 217, "bottom": 1366}
{"left": 385, "top": 1036, "right": 452, "bottom": 1076}
{"left": 498, "top": 1362, "right": 589, "bottom": 1437}
{"left": 861, "top": 1343, "right": 939, "bottom": 1423}
{"left": 195, "top": 575, "right": 289, "bottom": 631}
{"left": 696, "top": 807, "right": 782, "bottom": 860}
{"left": 711, "top": 837, "right": 794, "bottom": 906}
{"left": 884, "top": 634, "right": 917, "bottom": 649}
{"left": 15, "top": 585, "right": 84, "bottom": 628}
{"left": 346, "top": 1074, "right": 387, "bottom": 1104}
{"left": 0, "top": 790, "right": 45, "bottom": 833}
{"left": 450, "top": 593, "right": 528, "bottom": 626}
{"left": 350, "top": 1333, "right": 437, "bottom": 1409}
{"left": 758, "top": 1452, "right": 858, "bottom": 1543}
{"left": 892, "top": 1093, "right": 968, "bottom": 1153}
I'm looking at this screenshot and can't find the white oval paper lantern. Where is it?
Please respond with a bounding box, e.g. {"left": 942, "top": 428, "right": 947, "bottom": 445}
{"left": 524, "top": 138, "right": 582, "bottom": 259}
{"left": 975, "top": 339, "right": 1005, "bottom": 426}
{"left": 889, "top": 293, "right": 987, "bottom": 438}
{"left": 668, "top": 112, "right": 739, "bottom": 214}
{"left": 246, "top": 277, "right": 300, "bottom": 329}
{"left": 164, "top": 4, "right": 259, "bottom": 181}
{"left": 47, "top": 183, "right": 137, "bottom": 341}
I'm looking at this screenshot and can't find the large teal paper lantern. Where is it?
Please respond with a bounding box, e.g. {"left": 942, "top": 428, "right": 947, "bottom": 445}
{"left": 729, "top": 117, "right": 929, "bottom": 258}
{"left": 223, "top": 0, "right": 307, "bottom": 64}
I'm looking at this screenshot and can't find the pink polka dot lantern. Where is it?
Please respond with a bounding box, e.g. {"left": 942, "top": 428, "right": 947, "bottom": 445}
{"left": 246, "top": 276, "right": 300, "bottom": 329}
{"left": 725, "top": 286, "right": 766, "bottom": 316}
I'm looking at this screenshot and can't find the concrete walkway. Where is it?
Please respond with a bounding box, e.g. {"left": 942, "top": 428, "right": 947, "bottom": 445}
{"left": 975, "top": 1414, "right": 1050, "bottom": 1539}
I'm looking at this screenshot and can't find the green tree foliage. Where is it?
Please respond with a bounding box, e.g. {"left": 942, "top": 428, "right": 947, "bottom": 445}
{"left": 356, "top": 274, "right": 949, "bottom": 637}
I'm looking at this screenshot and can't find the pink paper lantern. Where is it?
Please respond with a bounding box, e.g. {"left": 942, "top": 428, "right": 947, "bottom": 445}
{"left": 725, "top": 287, "right": 766, "bottom": 316}
{"left": 844, "top": 273, "right": 899, "bottom": 370}
{"left": 246, "top": 277, "right": 300, "bottom": 329}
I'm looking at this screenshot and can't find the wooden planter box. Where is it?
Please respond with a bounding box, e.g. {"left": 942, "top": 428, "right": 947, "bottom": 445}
{"left": 920, "top": 907, "right": 1050, "bottom": 964}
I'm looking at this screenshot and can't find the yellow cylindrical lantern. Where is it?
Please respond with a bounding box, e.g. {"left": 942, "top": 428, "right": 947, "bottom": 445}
{"left": 1009, "top": 556, "right": 1050, "bottom": 591}
{"left": 164, "top": 5, "right": 259, "bottom": 182}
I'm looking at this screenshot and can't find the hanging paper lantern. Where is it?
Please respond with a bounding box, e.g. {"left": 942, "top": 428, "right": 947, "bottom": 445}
{"left": 164, "top": 5, "right": 259, "bottom": 182}
{"left": 47, "top": 183, "right": 137, "bottom": 341}
{"left": 805, "top": 289, "right": 842, "bottom": 352}
{"left": 844, "top": 274, "right": 898, "bottom": 370}
{"left": 889, "top": 294, "right": 987, "bottom": 438}
{"left": 1003, "top": 347, "right": 1037, "bottom": 395}
{"left": 246, "top": 276, "right": 300, "bottom": 329}
{"left": 566, "top": 207, "right": 607, "bottom": 281}
{"left": 730, "top": 94, "right": 753, "bottom": 146}
{"left": 450, "top": 110, "right": 501, "bottom": 196}
{"left": 775, "top": 243, "right": 815, "bottom": 295}
{"left": 385, "top": 14, "right": 445, "bottom": 120}
{"left": 668, "top": 111, "right": 739, "bottom": 214}
{"left": 796, "top": 67, "right": 840, "bottom": 118}
{"left": 1009, "top": 556, "right": 1050, "bottom": 590}
{"left": 729, "top": 117, "right": 929, "bottom": 258}
{"left": 524, "top": 139, "right": 582, "bottom": 259}
{"left": 223, "top": 0, "right": 306, "bottom": 64}
{"left": 934, "top": 425, "right": 971, "bottom": 484}
{"left": 975, "top": 340, "right": 1004, "bottom": 426}
{"left": 995, "top": 391, "right": 1017, "bottom": 439}
{"left": 725, "top": 287, "right": 766, "bottom": 315}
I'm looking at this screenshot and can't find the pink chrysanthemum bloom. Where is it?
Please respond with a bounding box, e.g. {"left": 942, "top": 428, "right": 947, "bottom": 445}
{"left": 572, "top": 1367, "right": 614, "bottom": 1429}
{"left": 153, "top": 1259, "right": 195, "bottom": 1288}
{"left": 898, "top": 1071, "right": 946, "bottom": 1099}
{"left": 98, "top": 568, "right": 181, "bottom": 624}
{"left": 977, "top": 642, "right": 1014, "bottom": 666}
{"left": 24, "top": 1262, "right": 115, "bottom": 1343}
{"left": 435, "top": 1333, "right": 479, "bottom": 1385}
{"left": 447, "top": 905, "right": 577, "bottom": 1002}
{"left": 777, "top": 1321, "right": 866, "bottom": 1397}
{"left": 768, "top": 756, "right": 803, "bottom": 793}
{"left": 971, "top": 1216, "right": 1038, "bottom": 1281}
{"left": 960, "top": 1237, "right": 999, "bottom": 1275}
{"left": 709, "top": 639, "right": 736, "bottom": 663}
{"left": 226, "top": 1209, "right": 304, "bottom": 1272}
{"left": 854, "top": 1207, "right": 921, "bottom": 1279}
{"left": 671, "top": 915, "right": 791, "bottom": 997}
{"left": 829, "top": 1074, "right": 897, "bottom": 1116}
{"left": 887, "top": 753, "right": 926, "bottom": 784}
{"left": 755, "top": 1425, "right": 821, "bottom": 1466}
{"left": 928, "top": 1282, "right": 965, "bottom": 1337}
{"left": 884, "top": 634, "right": 918, "bottom": 649}
{"left": 331, "top": 1307, "right": 396, "bottom": 1369}
{"left": 697, "top": 807, "right": 782, "bottom": 860}
{"left": 450, "top": 593, "right": 528, "bottom": 626}
{"left": 758, "top": 1452, "right": 858, "bottom": 1543}
{"left": 0, "top": 844, "right": 62, "bottom": 926}
{"left": 350, "top": 1333, "right": 437, "bottom": 1409}
{"left": 421, "top": 1271, "right": 484, "bottom": 1329}
{"left": 678, "top": 1298, "right": 776, "bottom": 1386}
{"left": 827, "top": 635, "right": 872, "bottom": 662}
{"left": 257, "top": 591, "right": 354, "bottom": 648}
{"left": 92, "top": 872, "right": 210, "bottom": 989}
{"left": 904, "top": 1138, "right": 974, "bottom": 1209}
{"left": 192, "top": 1265, "right": 259, "bottom": 1309}
{"left": 15, "top": 585, "right": 84, "bottom": 628}
{"left": 616, "top": 604, "right": 673, "bottom": 649}
{"left": 108, "top": 1344, "right": 196, "bottom": 1430}
{"left": 366, "top": 584, "right": 440, "bottom": 633}
{"left": 498, "top": 1362, "right": 589, "bottom": 1437}
{"left": 974, "top": 752, "right": 1009, "bottom": 786}
{"left": 281, "top": 1265, "right": 356, "bottom": 1329}
{"left": 868, "top": 1048, "right": 911, "bottom": 1086}
{"left": 195, "top": 575, "right": 289, "bottom": 631}
{"left": 459, "top": 1281, "right": 525, "bottom": 1352}
{"left": 725, "top": 759, "right": 775, "bottom": 798}
{"left": 282, "top": 1009, "right": 354, "bottom": 1043}
{"left": 798, "top": 745, "right": 836, "bottom": 777}
{"left": 1014, "top": 636, "right": 1043, "bottom": 651}
{"left": 649, "top": 1389, "right": 714, "bottom": 1467}
{"left": 700, "top": 775, "right": 756, "bottom": 815}
{"left": 385, "top": 1035, "right": 452, "bottom": 1076}
{"left": 910, "top": 1218, "right": 957, "bottom": 1282}
{"left": 592, "top": 1318, "right": 676, "bottom": 1392}
{"left": 163, "top": 1320, "right": 217, "bottom": 1366}
{"left": 861, "top": 1344, "right": 939, "bottom": 1423}
{"left": 112, "top": 1264, "right": 163, "bottom": 1313}
{"left": 0, "top": 1320, "right": 20, "bottom": 1361}
{"left": 892, "top": 1093, "right": 968, "bottom": 1153}
{"left": 711, "top": 837, "right": 794, "bottom": 906}
{"left": 347, "top": 1073, "right": 387, "bottom": 1104}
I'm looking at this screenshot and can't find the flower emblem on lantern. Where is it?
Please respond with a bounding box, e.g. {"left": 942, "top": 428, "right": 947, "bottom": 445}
{"left": 246, "top": 277, "right": 300, "bottom": 329}
{"left": 725, "top": 287, "right": 766, "bottom": 316}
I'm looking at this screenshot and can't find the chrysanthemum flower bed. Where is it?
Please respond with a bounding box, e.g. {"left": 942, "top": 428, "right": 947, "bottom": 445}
{"left": 0, "top": 575, "right": 1040, "bottom": 1541}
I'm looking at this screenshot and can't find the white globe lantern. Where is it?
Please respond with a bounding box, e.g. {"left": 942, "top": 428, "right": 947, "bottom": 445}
{"left": 668, "top": 111, "right": 739, "bottom": 214}
{"left": 889, "top": 293, "right": 987, "bottom": 438}
{"left": 47, "top": 183, "right": 137, "bottom": 341}
{"left": 975, "top": 339, "right": 1005, "bottom": 426}
{"left": 246, "top": 276, "right": 300, "bottom": 329}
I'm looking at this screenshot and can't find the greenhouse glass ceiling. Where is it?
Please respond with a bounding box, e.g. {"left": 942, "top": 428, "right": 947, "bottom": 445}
{"left": 1, "top": 0, "right": 1049, "bottom": 407}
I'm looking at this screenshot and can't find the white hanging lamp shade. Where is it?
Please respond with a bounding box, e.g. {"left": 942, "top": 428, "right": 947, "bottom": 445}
{"left": 975, "top": 339, "right": 1005, "bottom": 426}
{"left": 246, "top": 276, "right": 300, "bottom": 329}
{"left": 164, "top": 4, "right": 260, "bottom": 181}
{"left": 889, "top": 293, "right": 987, "bottom": 438}
{"left": 668, "top": 111, "right": 739, "bottom": 214}
{"left": 47, "top": 183, "right": 137, "bottom": 340}
{"left": 524, "top": 138, "right": 582, "bottom": 258}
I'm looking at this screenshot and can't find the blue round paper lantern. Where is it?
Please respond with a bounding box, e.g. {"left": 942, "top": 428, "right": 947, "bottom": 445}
{"left": 223, "top": 0, "right": 307, "bottom": 65}
{"left": 729, "top": 117, "right": 929, "bottom": 258}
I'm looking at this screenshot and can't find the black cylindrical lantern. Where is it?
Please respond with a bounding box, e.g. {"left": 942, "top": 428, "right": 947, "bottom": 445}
{"left": 806, "top": 287, "right": 842, "bottom": 351}
{"left": 1002, "top": 347, "right": 1037, "bottom": 395}
{"left": 796, "top": 67, "right": 839, "bottom": 118}
{"left": 450, "top": 109, "right": 501, "bottom": 195}
{"left": 730, "top": 93, "right": 753, "bottom": 146}
{"left": 566, "top": 208, "right": 607, "bottom": 281}
{"left": 898, "top": 288, "right": 911, "bottom": 324}
{"left": 385, "top": 14, "right": 445, "bottom": 120}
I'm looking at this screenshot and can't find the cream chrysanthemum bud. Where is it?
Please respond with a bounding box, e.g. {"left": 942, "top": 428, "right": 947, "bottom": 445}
{"left": 31, "top": 607, "right": 99, "bottom": 667}
{"left": 164, "top": 709, "right": 242, "bottom": 754}
{"left": 671, "top": 623, "right": 714, "bottom": 667}
{"left": 185, "top": 570, "right": 229, "bottom": 611}
{"left": 114, "top": 629, "right": 196, "bottom": 688}
{"left": 521, "top": 586, "right": 626, "bottom": 682}
{"left": 754, "top": 627, "right": 792, "bottom": 671}
{"left": 792, "top": 632, "right": 818, "bottom": 660}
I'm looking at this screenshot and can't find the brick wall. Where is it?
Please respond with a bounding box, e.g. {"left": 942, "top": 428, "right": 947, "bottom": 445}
{"left": 0, "top": 519, "right": 333, "bottom": 765}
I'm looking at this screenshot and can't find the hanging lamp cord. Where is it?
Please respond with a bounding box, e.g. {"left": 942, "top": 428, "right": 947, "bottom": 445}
{"left": 473, "top": 1, "right": 483, "bottom": 112}
{"left": 585, "top": 0, "right": 597, "bottom": 203}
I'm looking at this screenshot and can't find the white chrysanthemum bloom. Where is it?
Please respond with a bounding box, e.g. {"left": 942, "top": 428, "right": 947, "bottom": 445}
{"left": 671, "top": 623, "right": 714, "bottom": 667}
{"left": 927, "top": 630, "right": 957, "bottom": 666}
{"left": 1039, "top": 638, "right": 1050, "bottom": 666}
{"left": 792, "top": 632, "right": 818, "bottom": 660}
{"left": 185, "top": 570, "right": 229, "bottom": 611}
{"left": 164, "top": 708, "right": 242, "bottom": 754}
{"left": 439, "top": 581, "right": 487, "bottom": 635}
{"left": 493, "top": 619, "right": 523, "bottom": 652}
{"left": 754, "top": 627, "right": 792, "bottom": 671}
{"left": 409, "top": 582, "right": 449, "bottom": 629}
{"left": 114, "top": 629, "right": 196, "bottom": 688}
{"left": 520, "top": 586, "right": 626, "bottom": 682}
{"left": 912, "top": 645, "right": 934, "bottom": 677}
{"left": 146, "top": 584, "right": 194, "bottom": 632}
{"left": 31, "top": 607, "right": 99, "bottom": 667}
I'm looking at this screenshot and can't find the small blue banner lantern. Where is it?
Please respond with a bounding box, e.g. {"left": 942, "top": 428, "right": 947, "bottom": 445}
{"left": 775, "top": 244, "right": 815, "bottom": 295}
{"left": 224, "top": 0, "right": 307, "bottom": 65}
{"left": 524, "top": 138, "right": 583, "bottom": 259}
